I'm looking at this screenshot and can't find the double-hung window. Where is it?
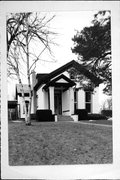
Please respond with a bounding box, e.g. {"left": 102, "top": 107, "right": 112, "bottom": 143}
{"left": 85, "top": 91, "right": 92, "bottom": 113}
{"left": 74, "top": 90, "right": 78, "bottom": 111}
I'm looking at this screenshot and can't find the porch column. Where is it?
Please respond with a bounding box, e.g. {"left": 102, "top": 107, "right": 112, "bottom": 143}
{"left": 69, "top": 87, "right": 74, "bottom": 115}
{"left": 49, "top": 86, "right": 55, "bottom": 114}
{"left": 31, "top": 90, "right": 37, "bottom": 113}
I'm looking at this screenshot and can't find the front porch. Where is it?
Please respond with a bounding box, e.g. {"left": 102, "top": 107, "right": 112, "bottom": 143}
{"left": 41, "top": 74, "right": 76, "bottom": 118}
{"left": 48, "top": 86, "right": 75, "bottom": 116}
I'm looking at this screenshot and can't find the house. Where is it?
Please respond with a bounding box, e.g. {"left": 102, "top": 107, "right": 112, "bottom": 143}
{"left": 31, "top": 60, "right": 102, "bottom": 121}
{"left": 16, "top": 60, "right": 103, "bottom": 121}
{"left": 8, "top": 100, "right": 19, "bottom": 120}
{"left": 16, "top": 84, "right": 30, "bottom": 119}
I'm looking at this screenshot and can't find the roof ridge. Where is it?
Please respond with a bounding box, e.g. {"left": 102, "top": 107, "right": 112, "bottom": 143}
{"left": 34, "top": 60, "right": 102, "bottom": 90}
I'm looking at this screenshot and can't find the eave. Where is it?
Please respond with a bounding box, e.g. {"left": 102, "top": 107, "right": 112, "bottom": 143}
{"left": 34, "top": 60, "right": 102, "bottom": 91}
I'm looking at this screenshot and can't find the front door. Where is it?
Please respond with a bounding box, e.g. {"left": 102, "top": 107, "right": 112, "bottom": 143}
{"left": 54, "top": 92, "right": 62, "bottom": 114}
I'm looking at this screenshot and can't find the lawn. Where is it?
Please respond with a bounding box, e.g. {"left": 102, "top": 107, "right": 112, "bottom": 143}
{"left": 8, "top": 121, "right": 113, "bottom": 165}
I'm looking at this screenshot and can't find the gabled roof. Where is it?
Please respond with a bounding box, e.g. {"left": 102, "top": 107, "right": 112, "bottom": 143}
{"left": 43, "top": 74, "right": 76, "bottom": 90}
{"left": 34, "top": 60, "right": 102, "bottom": 91}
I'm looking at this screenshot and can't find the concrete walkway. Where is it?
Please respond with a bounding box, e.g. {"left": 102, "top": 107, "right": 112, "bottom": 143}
{"left": 73, "top": 121, "right": 112, "bottom": 127}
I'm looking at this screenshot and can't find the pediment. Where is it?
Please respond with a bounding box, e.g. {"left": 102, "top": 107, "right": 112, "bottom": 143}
{"left": 43, "top": 74, "right": 75, "bottom": 90}
{"left": 56, "top": 78, "right": 69, "bottom": 83}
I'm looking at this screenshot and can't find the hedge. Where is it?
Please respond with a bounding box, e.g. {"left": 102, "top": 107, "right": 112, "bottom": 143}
{"left": 30, "top": 113, "right": 36, "bottom": 120}
{"left": 36, "top": 109, "right": 55, "bottom": 122}
{"left": 87, "top": 113, "right": 107, "bottom": 120}
{"left": 101, "top": 110, "right": 112, "bottom": 117}
{"left": 75, "top": 109, "right": 88, "bottom": 120}
{"left": 75, "top": 109, "right": 108, "bottom": 120}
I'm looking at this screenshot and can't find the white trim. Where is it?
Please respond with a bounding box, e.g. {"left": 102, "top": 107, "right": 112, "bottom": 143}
{"left": 49, "top": 86, "right": 55, "bottom": 114}
{"left": 56, "top": 78, "right": 69, "bottom": 83}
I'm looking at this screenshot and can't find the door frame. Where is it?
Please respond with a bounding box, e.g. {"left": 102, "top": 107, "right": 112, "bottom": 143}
{"left": 54, "top": 90, "right": 62, "bottom": 115}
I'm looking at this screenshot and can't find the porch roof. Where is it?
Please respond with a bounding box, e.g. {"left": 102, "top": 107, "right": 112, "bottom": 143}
{"left": 34, "top": 60, "right": 102, "bottom": 91}
{"left": 43, "top": 74, "right": 76, "bottom": 90}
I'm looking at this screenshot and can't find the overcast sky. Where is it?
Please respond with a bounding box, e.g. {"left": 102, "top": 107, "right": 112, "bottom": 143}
{"left": 34, "top": 11, "right": 96, "bottom": 73}
{"left": 8, "top": 11, "right": 99, "bottom": 99}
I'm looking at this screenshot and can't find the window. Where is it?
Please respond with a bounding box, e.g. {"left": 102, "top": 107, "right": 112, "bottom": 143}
{"left": 85, "top": 91, "right": 92, "bottom": 113}
{"left": 74, "top": 90, "right": 78, "bottom": 111}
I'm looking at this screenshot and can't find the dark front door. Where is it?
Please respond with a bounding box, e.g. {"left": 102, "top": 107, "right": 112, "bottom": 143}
{"left": 54, "top": 91, "right": 62, "bottom": 114}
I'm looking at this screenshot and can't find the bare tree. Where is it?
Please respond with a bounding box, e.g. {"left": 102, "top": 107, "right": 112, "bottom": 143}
{"left": 7, "top": 12, "right": 57, "bottom": 125}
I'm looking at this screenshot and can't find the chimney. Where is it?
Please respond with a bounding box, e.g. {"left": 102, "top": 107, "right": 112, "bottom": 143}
{"left": 31, "top": 70, "right": 36, "bottom": 89}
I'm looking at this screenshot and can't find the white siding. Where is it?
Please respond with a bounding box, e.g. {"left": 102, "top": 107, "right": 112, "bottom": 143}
{"left": 56, "top": 78, "right": 68, "bottom": 83}
{"left": 49, "top": 86, "right": 54, "bottom": 114}
{"left": 44, "top": 90, "right": 48, "bottom": 109}
{"left": 69, "top": 87, "right": 74, "bottom": 115}
{"left": 63, "top": 71, "right": 70, "bottom": 78}
{"left": 92, "top": 86, "right": 100, "bottom": 113}
{"left": 36, "top": 85, "right": 49, "bottom": 110}
{"left": 77, "top": 89, "right": 85, "bottom": 109}
{"left": 36, "top": 85, "right": 45, "bottom": 109}
{"left": 50, "top": 71, "right": 70, "bottom": 81}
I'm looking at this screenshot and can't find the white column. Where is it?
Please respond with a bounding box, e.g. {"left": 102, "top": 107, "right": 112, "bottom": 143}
{"left": 49, "top": 86, "right": 55, "bottom": 114}
{"left": 31, "top": 90, "right": 36, "bottom": 113}
{"left": 69, "top": 87, "right": 74, "bottom": 115}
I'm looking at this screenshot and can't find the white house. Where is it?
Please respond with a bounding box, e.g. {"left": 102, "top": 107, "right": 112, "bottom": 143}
{"left": 31, "top": 60, "right": 102, "bottom": 121}
{"left": 16, "top": 60, "right": 103, "bottom": 120}
{"left": 16, "top": 84, "right": 30, "bottom": 119}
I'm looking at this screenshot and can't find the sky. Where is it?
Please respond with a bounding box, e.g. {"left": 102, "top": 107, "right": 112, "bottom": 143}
{"left": 7, "top": 10, "right": 108, "bottom": 103}
{"left": 35, "top": 11, "right": 96, "bottom": 73}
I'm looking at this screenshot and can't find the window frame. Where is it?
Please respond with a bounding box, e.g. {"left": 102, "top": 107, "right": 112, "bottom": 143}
{"left": 74, "top": 89, "right": 78, "bottom": 112}
{"left": 85, "top": 91, "right": 92, "bottom": 113}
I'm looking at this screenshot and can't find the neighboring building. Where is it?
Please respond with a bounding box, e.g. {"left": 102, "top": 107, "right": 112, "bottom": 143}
{"left": 15, "top": 84, "right": 30, "bottom": 119}
{"left": 8, "top": 100, "right": 18, "bottom": 120}
{"left": 16, "top": 60, "right": 103, "bottom": 120}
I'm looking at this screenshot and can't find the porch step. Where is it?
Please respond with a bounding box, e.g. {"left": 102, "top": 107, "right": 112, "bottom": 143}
{"left": 57, "top": 115, "right": 74, "bottom": 122}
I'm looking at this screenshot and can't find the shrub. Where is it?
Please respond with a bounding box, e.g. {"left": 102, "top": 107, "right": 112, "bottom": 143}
{"left": 88, "top": 113, "right": 107, "bottom": 120}
{"left": 101, "top": 110, "right": 112, "bottom": 117}
{"left": 36, "top": 109, "right": 55, "bottom": 122}
{"left": 30, "top": 114, "right": 36, "bottom": 120}
{"left": 75, "top": 109, "right": 88, "bottom": 120}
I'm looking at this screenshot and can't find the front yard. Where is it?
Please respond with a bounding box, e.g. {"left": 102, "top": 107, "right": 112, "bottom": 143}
{"left": 9, "top": 121, "right": 112, "bottom": 165}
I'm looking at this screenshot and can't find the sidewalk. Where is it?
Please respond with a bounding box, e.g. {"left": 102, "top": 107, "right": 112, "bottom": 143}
{"left": 74, "top": 120, "right": 112, "bottom": 127}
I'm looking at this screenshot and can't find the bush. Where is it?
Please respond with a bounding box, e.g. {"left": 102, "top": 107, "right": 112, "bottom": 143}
{"left": 88, "top": 113, "right": 107, "bottom": 120}
{"left": 30, "top": 114, "right": 36, "bottom": 120}
{"left": 75, "top": 109, "right": 88, "bottom": 120}
{"left": 101, "top": 110, "right": 112, "bottom": 117}
{"left": 75, "top": 109, "right": 108, "bottom": 120}
{"left": 36, "top": 109, "right": 55, "bottom": 122}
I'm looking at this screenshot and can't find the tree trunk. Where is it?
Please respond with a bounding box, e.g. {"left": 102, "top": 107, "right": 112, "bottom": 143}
{"left": 26, "top": 26, "right": 31, "bottom": 126}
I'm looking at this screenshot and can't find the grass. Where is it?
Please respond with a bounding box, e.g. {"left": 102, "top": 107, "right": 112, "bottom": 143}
{"left": 8, "top": 121, "right": 113, "bottom": 165}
